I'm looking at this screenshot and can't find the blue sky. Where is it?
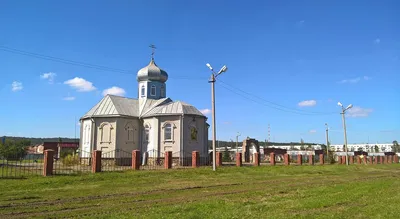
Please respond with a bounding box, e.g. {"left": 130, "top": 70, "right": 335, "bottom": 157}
{"left": 0, "top": 0, "right": 399, "bottom": 144}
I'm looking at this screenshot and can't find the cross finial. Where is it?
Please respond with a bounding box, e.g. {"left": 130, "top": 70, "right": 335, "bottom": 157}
{"left": 149, "top": 44, "right": 156, "bottom": 60}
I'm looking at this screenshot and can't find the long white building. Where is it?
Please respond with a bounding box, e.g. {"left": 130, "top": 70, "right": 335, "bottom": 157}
{"left": 329, "top": 143, "right": 393, "bottom": 152}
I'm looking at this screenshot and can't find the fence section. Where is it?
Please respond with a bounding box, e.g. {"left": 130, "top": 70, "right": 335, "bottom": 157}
{"left": 101, "top": 149, "right": 133, "bottom": 172}
{"left": 53, "top": 150, "right": 92, "bottom": 175}
{"left": 140, "top": 149, "right": 165, "bottom": 170}
{"left": 1, "top": 153, "right": 44, "bottom": 178}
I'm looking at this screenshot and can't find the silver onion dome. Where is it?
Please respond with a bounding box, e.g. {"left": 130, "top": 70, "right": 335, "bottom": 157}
{"left": 137, "top": 59, "right": 168, "bottom": 83}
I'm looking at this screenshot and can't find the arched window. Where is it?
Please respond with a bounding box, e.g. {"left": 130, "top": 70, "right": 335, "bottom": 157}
{"left": 160, "top": 85, "right": 165, "bottom": 97}
{"left": 164, "top": 123, "right": 172, "bottom": 141}
{"left": 141, "top": 85, "right": 145, "bottom": 97}
{"left": 144, "top": 124, "right": 150, "bottom": 142}
{"left": 84, "top": 124, "right": 91, "bottom": 144}
{"left": 99, "top": 122, "right": 113, "bottom": 143}
{"left": 190, "top": 126, "right": 198, "bottom": 141}
{"left": 150, "top": 85, "right": 156, "bottom": 96}
{"left": 125, "top": 122, "right": 134, "bottom": 142}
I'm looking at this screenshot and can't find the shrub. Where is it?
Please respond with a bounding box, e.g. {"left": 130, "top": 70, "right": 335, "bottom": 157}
{"left": 61, "top": 154, "right": 80, "bottom": 166}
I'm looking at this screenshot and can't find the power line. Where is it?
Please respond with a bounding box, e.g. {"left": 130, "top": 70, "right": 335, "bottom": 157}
{"left": 218, "top": 79, "right": 337, "bottom": 115}
{"left": 0, "top": 46, "right": 207, "bottom": 81}
{"left": 217, "top": 82, "right": 336, "bottom": 116}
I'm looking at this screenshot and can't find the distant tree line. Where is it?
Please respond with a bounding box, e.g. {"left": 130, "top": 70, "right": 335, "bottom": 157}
{"left": 1, "top": 136, "right": 79, "bottom": 145}
{"left": 0, "top": 139, "right": 31, "bottom": 159}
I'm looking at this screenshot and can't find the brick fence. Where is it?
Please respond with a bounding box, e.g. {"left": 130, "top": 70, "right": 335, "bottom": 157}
{"left": 40, "top": 150, "right": 400, "bottom": 177}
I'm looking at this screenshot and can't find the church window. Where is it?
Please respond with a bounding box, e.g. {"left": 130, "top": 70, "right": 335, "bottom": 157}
{"left": 150, "top": 85, "right": 156, "bottom": 96}
{"left": 125, "top": 122, "right": 134, "bottom": 142}
{"left": 160, "top": 85, "right": 165, "bottom": 97}
{"left": 190, "top": 126, "right": 198, "bottom": 141}
{"left": 164, "top": 123, "right": 172, "bottom": 141}
{"left": 141, "top": 85, "right": 145, "bottom": 97}
{"left": 84, "top": 124, "right": 91, "bottom": 144}
{"left": 144, "top": 124, "right": 150, "bottom": 142}
{"left": 99, "top": 122, "right": 113, "bottom": 143}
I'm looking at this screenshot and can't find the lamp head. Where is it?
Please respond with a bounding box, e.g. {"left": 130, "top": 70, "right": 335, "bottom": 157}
{"left": 346, "top": 104, "right": 353, "bottom": 110}
{"left": 218, "top": 65, "right": 228, "bottom": 74}
{"left": 206, "top": 63, "right": 213, "bottom": 71}
{"left": 337, "top": 102, "right": 343, "bottom": 107}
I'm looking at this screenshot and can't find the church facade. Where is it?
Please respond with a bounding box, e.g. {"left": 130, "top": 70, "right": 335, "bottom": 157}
{"left": 79, "top": 57, "right": 209, "bottom": 158}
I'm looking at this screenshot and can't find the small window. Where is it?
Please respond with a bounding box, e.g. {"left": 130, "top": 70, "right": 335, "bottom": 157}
{"left": 150, "top": 85, "right": 156, "bottom": 96}
{"left": 144, "top": 125, "right": 150, "bottom": 142}
{"left": 141, "top": 85, "right": 145, "bottom": 97}
{"left": 190, "top": 127, "right": 197, "bottom": 141}
{"left": 160, "top": 85, "right": 165, "bottom": 97}
{"left": 164, "top": 123, "right": 172, "bottom": 140}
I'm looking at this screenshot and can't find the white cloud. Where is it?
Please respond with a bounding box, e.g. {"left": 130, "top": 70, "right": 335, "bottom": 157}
{"left": 11, "top": 81, "right": 23, "bottom": 91}
{"left": 298, "top": 100, "right": 317, "bottom": 107}
{"left": 102, "top": 86, "right": 126, "bottom": 96}
{"left": 309, "top": 130, "right": 317, "bottom": 134}
{"left": 346, "top": 106, "right": 373, "bottom": 118}
{"left": 40, "top": 72, "right": 57, "bottom": 84}
{"left": 63, "top": 96, "right": 76, "bottom": 101}
{"left": 374, "top": 38, "right": 380, "bottom": 44}
{"left": 64, "top": 77, "right": 96, "bottom": 92}
{"left": 339, "top": 76, "right": 370, "bottom": 84}
{"left": 200, "top": 109, "right": 211, "bottom": 115}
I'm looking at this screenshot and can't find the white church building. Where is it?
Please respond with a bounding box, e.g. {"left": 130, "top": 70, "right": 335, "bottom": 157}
{"left": 79, "top": 56, "right": 209, "bottom": 158}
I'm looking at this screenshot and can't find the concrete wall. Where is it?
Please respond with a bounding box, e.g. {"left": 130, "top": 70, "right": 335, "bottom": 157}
{"left": 94, "top": 117, "right": 117, "bottom": 153}
{"left": 158, "top": 116, "right": 181, "bottom": 155}
{"left": 182, "top": 116, "right": 208, "bottom": 157}
{"left": 115, "top": 117, "right": 140, "bottom": 152}
{"left": 80, "top": 119, "right": 92, "bottom": 153}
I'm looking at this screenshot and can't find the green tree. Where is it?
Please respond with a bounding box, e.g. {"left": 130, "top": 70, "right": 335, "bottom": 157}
{"left": 392, "top": 140, "right": 399, "bottom": 153}
{"left": 374, "top": 145, "right": 379, "bottom": 152}
{"left": 0, "top": 139, "right": 29, "bottom": 160}
{"left": 358, "top": 147, "right": 363, "bottom": 152}
{"left": 222, "top": 147, "right": 231, "bottom": 162}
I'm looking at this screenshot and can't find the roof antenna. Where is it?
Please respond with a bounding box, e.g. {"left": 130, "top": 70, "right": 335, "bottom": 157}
{"left": 149, "top": 44, "right": 156, "bottom": 60}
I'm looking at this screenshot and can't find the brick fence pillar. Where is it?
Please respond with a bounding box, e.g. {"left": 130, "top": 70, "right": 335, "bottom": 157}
{"left": 164, "top": 151, "right": 172, "bottom": 169}
{"left": 362, "top": 156, "right": 367, "bottom": 164}
{"left": 216, "top": 152, "right": 222, "bottom": 167}
{"left": 92, "top": 150, "right": 102, "bottom": 173}
{"left": 380, "top": 156, "right": 383, "bottom": 164}
{"left": 342, "top": 156, "right": 347, "bottom": 164}
{"left": 253, "top": 152, "right": 260, "bottom": 166}
{"left": 309, "top": 155, "right": 314, "bottom": 165}
{"left": 43, "top": 149, "right": 54, "bottom": 176}
{"left": 236, "top": 153, "right": 242, "bottom": 167}
{"left": 297, "top": 154, "right": 302, "bottom": 165}
{"left": 394, "top": 155, "right": 399, "bottom": 164}
{"left": 349, "top": 156, "right": 354, "bottom": 164}
{"left": 384, "top": 156, "right": 388, "bottom": 164}
{"left": 337, "top": 156, "right": 342, "bottom": 164}
{"left": 368, "top": 156, "right": 373, "bottom": 165}
{"left": 132, "top": 150, "right": 141, "bottom": 170}
{"left": 357, "top": 156, "right": 361, "bottom": 164}
{"left": 319, "top": 154, "right": 324, "bottom": 165}
{"left": 192, "top": 151, "right": 199, "bottom": 168}
{"left": 284, "top": 154, "right": 290, "bottom": 166}
{"left": 270, "top": 152, "right": 275, "bottom": 166}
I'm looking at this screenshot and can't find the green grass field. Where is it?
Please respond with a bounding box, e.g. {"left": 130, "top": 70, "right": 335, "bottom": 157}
{"left": 0, "top": 164, "right": 399, "bottom": 218}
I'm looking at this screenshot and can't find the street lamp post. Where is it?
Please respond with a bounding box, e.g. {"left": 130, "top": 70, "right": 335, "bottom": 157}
{"left": 325, "top": 123, "right": 329, "bottom": 161}
{"left": 236, "top": 132, "right": 241, "bottom": 153}
{"left": 338, "top": 102, "right": 353, "bottom": 166}
{"left": 206, "top": 63, "right": 228, "bottom": 171}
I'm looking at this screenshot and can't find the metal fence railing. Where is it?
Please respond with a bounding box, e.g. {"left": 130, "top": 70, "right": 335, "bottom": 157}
{"left": 53, "top": 151, "right": 92, "bottom": 175}
{"left": 1, "top": 153, "right": 44, "bottom": 178}
{"left": 140, "top": 149, "right": 165, "bottom": 170}
{"left": 101, "top": 149, "right": 133, "bottom": 172}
